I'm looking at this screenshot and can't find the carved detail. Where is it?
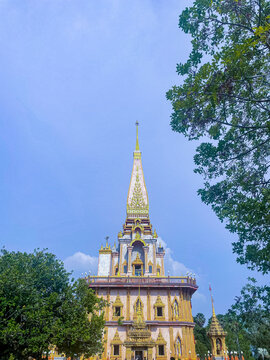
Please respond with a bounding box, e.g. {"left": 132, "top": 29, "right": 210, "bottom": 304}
{"left": 127, "top": 170, "right": 149, "bottom": 215}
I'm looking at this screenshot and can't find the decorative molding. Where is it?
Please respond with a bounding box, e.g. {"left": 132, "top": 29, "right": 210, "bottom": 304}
{"left": 110, "top": 330, "right": 122, "bottom": 359}
{"left": 111, "top": 329, "right": 123, "bottom": 345}
{"left": 130, "top": 232, "right": 146, "bottom": 246}
{"left": 156, "top": 264, "right": 161, "bottom": 276}
{"left": 127, "top": 167, "right": 149, "bottom": 216}
{"left": 112, "top": 294, "right": 123, "bottom": 320}
{"left": 154, "top": 295, "right": 165, "bottom": 320}
{"left": 156, "top": 330, "right": 167, "bottom": 360}
{"left": 133, "top": 295, "right": 144, "bottom": 320}
{"left": 126, "top": 289, "right": 130, "bottom": 321}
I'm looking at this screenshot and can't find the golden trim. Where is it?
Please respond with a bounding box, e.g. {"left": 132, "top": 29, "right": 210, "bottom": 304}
{"left": 111, "top": 330, "right": 123, "bottom": 345}
{"left": 132, "top": 253, "right": 144, "bottom": 276}
{"left": 153, "top": 243, "right": 157, "bottom": 274}
{"left": 156, "top": 330, "right": 166, "bottom": 344}
{"left": 130, "top": 232, "right": 146, "bottom": 246}
{"left": 112, "top": 293, "right": 124, "bottom": 320}
{"left": 99, "top": 248, "right": 112, "bottom": 254}
{"left": 126, "top": 289, "right": 130, "bottom": 320}
{"left": 156, "top": 264, "right": 161, "bottom": 277}
{"left": 168, "top": 291, "right": 172, "bottom": 321}
{"left": 154, "top": 295, "right": 165, "bottom": 320}
{"left": 147, "top": 289, "right": 151, "bottom": 320}
{"left": 156, "top": 330, "right": 167, "bottom": 360}
{"left": 110, "top": 330, "right": 123, "bottom": 359}
{"left": 126, "top": 124, "right": 149, "bottom": 217}
{"left": 169, "top": 327, "right": 174, "bottom": 356}
{"left": 182, "top": 326, "right": 187, "bottom": 358}
{"left": 133, "top": 295, "right": 144, "bottom": 320}
{"left": 119, "top": 243, "right": 123, "bottom": 274}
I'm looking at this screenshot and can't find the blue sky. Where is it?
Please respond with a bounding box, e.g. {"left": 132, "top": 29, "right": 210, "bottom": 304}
{"left": 0, "top": 0, "right": 267, "bottom": 319}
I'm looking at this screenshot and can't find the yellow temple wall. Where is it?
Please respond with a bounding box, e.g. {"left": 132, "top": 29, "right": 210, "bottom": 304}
{"left": 106, "top": 288, "right": 192, "bottom": 322}
{"left": 98, "top": 286, "right": 196, "bottom": 360}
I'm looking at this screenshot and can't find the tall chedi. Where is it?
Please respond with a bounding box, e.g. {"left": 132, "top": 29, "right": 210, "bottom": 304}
{"left": 89, "top": 123, "right": 198, "bottom": 360}
{"left": 207, "top": 288, "right": 227, "bottom": 359}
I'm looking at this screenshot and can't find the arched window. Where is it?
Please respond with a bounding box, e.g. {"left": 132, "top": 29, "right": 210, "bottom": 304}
{"left": 149, "top": 265, "right": 152, "bottom": 273}
{"left": 175, "top": 337, "right": 182, "bottom": 357}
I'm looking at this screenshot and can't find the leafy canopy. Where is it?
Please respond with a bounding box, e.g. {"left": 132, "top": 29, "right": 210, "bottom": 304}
{"left": 0, "top": 249, "right": 105, "bottom": 360}
{"left": 193, "top": 313, "right": 211, "bottom": 357}
{"left": 229, "top": 277, "right": 270, "bottom": 352}
{"left": 167, "top": 0, "right": 270, "bottom": 273}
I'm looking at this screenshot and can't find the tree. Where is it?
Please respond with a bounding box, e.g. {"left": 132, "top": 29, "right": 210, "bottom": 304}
{"left": 193, "top": 313, "right": 211, "bottom": 358}
{"left": 166, "top": 0, "right": 270, "bottom": 274}
{"left": 230, "top": 278, "right": 270, "bottom": 352}
{"left": 0, "top": 249, "right": 105, "bottom": 360}
{"left": 53, "top": 278, "right": 105, "bottom": 360}
{"left": 194, "top": 313, "right": 207, "bottom": 328}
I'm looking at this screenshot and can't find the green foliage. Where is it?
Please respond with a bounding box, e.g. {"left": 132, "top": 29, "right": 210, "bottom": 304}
{"left": 193, "top": 313, "right": 211, "bottom": 357}
{"left": 230, "top": 278, "right": 270, "bottom": 352}
{"left": 53, "top": 278, "right": 105, "bottom": 359}
{"left": 167, "top": 0, "right": 270, "bottom": 274}
{"left": 0, "top": 249, "right": 105, "bottom": 360}
{"left": 194, "top": 312, "right": 207, "bottom": 328}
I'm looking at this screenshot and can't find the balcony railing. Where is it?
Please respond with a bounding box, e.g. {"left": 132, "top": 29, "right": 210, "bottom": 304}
{"left": 85, "top": 275, "right": 197, "bottom": 287}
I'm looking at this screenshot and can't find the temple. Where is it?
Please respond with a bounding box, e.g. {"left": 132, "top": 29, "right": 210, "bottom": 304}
{"left": 208, "top": 292, "right": 227, "bottom": 359}
{"left": 88, "top": 123, "right": 198, "bottom": 360}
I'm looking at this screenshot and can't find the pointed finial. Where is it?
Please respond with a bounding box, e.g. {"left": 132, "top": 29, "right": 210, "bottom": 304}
{"left": 209, "top": 284, "right": 216, "bottom": 317}
{"left": 135, "top": 121, "right": 140, "bottom": 151}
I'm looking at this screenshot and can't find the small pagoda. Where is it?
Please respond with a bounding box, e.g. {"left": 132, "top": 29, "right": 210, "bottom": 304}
{"left": 207, "top": 293, "right": 227, "bottom": 359}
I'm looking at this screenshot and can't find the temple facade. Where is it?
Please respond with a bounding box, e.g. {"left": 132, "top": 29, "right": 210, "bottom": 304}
{"left": 88, "top": 124, "right": 198, "bottom": 360}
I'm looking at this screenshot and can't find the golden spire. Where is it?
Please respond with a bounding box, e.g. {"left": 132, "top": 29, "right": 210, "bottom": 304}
{"left": 135, "top": 121, "right": 140, "bottom": 151}
{"left": 126, "top": 122, "right": 149, "bottom": 218}
{"left": 208, "top": 286, "right": 226, "bottom": 336}
{"left": 211, "top": 293, "right": 216, "bottom": 317}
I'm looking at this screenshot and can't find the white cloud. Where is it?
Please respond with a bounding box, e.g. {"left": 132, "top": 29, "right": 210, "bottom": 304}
{"left": 64, "top": 251, "right": 98, "bottom": 277}
{"left": 158, "top": 237, "right": 194, "bottom": 277}
{"left": 192, "top": 291, "right": 207, "bottom": 302}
